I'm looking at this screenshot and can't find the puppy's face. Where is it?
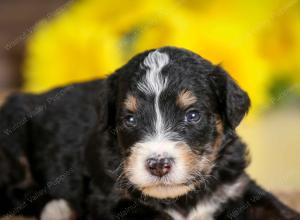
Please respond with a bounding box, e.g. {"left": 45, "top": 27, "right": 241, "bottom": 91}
{"left": 115, "top": 48, "right": 249, "bottom": 199}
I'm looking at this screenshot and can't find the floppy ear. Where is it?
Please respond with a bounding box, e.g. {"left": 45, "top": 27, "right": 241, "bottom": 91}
{"left": 209, "top": 65, "right": 251, "bottom": 128}
{"left": 95, "top": 79, "right": 114, "bottom": 132}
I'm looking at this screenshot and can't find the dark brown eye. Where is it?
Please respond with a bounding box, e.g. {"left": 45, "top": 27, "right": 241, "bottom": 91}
{"left": 185, "top": 110, "right": 201, "bottom": 123}
{"left": 124, "top": 115, "right": 137, "bottom": 127}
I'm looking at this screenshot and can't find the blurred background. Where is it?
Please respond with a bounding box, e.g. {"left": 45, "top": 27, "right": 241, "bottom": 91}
{"left": 0, "top": 0, "right": 300, "bottom": 210}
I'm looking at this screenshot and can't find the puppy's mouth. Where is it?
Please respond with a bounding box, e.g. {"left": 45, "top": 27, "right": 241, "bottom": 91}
{"left": 123, "top": 141, "right": 216, "bottom": 199}
{"left": 141, "top": 183, "right": 195, "bottom": 199}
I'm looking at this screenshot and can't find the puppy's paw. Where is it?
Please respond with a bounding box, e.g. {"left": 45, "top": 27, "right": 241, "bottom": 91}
{"left": 40, "top": 199, "right": 75, "bottom": 220}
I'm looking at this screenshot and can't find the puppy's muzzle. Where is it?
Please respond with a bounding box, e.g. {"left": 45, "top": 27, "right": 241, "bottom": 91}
{"left": 146, "top": 156, "right": 174, "bottom": 177}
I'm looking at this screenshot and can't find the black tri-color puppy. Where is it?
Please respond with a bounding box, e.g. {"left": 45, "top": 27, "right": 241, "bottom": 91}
{"left": 0, "top": 47, "right": 299, "bottom": 220}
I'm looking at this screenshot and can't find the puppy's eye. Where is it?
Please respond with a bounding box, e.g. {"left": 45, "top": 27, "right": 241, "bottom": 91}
{"left": 185, "top": 110, "right": 201, "bottom": 123}
{"left": 124, "top": 115, "right": 137, "bottom": 127}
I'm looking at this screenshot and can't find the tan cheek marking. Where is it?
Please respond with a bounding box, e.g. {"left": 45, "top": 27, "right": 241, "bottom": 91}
{"left": 199, "top": 116, "right": 224, "bottom": 174}
{"left": 176, "top": 90, "right": 197, "bottom": 109}
{"left": 176, "top": 143, "right": 200, "bottom": 173}
{"left": 124, "top": 95, "right": 138, "bottom": 112}
{"left": 16, "top": 156, "right": 34, "bottom": 188}
{"left": 213, "top": 116, "right": 224, "bottom": 149}
{"left": 199, "top": 152, "right": 215, "bottom": 175}
{"left": 176, "top": 142, "right": 215, "bottom": 176}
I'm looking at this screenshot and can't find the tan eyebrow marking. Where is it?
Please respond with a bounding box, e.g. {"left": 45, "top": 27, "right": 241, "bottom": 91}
{"left": 124, "top": 95, "right": 138, "bottom": 112}
{"left": 176, "top": 89, "right": 197, "bottom": 109}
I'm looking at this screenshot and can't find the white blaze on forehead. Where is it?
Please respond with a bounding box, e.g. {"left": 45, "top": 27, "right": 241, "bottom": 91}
{"left": 138, "top": 50, "right": 169, "bottom": 95}
{"left": 137, "top": 50, "right": 170, "bottom": 140}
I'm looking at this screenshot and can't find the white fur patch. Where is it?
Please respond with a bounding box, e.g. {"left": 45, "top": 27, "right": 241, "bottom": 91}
{"left": 188, "top": 201, "right": 219, "bottom": 220}
{"left": 138, "top": 50, "right": 169, "bottom": 96}
{"left": 137, "top": 50, "right": 170, "bottom": 140}
{"left": 167, "top": 175, "right": 249, "bottom": 220}
{"left": 166, "top": 209, "right": 185, "bottom": 220}
{"left": 41, "top": 199, "right": 74, "bottom": 220}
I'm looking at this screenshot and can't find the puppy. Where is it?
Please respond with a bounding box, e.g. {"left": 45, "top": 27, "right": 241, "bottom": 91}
{"left": 0, "top": 47, "right": 299, "bottom": 220}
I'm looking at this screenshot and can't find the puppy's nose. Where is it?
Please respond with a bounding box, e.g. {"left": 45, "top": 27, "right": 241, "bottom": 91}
{"left": 146, "top": 157, "right": 173, "bottom": 177}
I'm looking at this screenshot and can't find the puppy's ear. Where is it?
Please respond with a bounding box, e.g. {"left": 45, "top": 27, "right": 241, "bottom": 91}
{"left": 209, "top": 65, "right": 251, "bottom": 128}
{"left": 95, "top": 74, "right": 119, "bottom": 132}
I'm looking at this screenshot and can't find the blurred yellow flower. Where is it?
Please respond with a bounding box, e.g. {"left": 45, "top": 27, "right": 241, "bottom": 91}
{"left": 23, "top": 0, "right": 300, "bottom": 112}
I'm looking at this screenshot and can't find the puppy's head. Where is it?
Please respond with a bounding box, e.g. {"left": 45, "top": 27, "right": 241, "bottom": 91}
{"left": 111, "top": 47, "right": 250, "bottom": 199}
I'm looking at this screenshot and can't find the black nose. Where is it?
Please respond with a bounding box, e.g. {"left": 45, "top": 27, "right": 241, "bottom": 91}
{"left": 146, "top": 157, "right": 173, "bottom": 177}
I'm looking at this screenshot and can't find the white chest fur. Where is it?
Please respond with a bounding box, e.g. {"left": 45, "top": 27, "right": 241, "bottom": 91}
{"left": 166, "top": 175, "right": 248, "bottom": 220}
{"left": 167, "top": 202, "right": 218, "bottom": 220}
